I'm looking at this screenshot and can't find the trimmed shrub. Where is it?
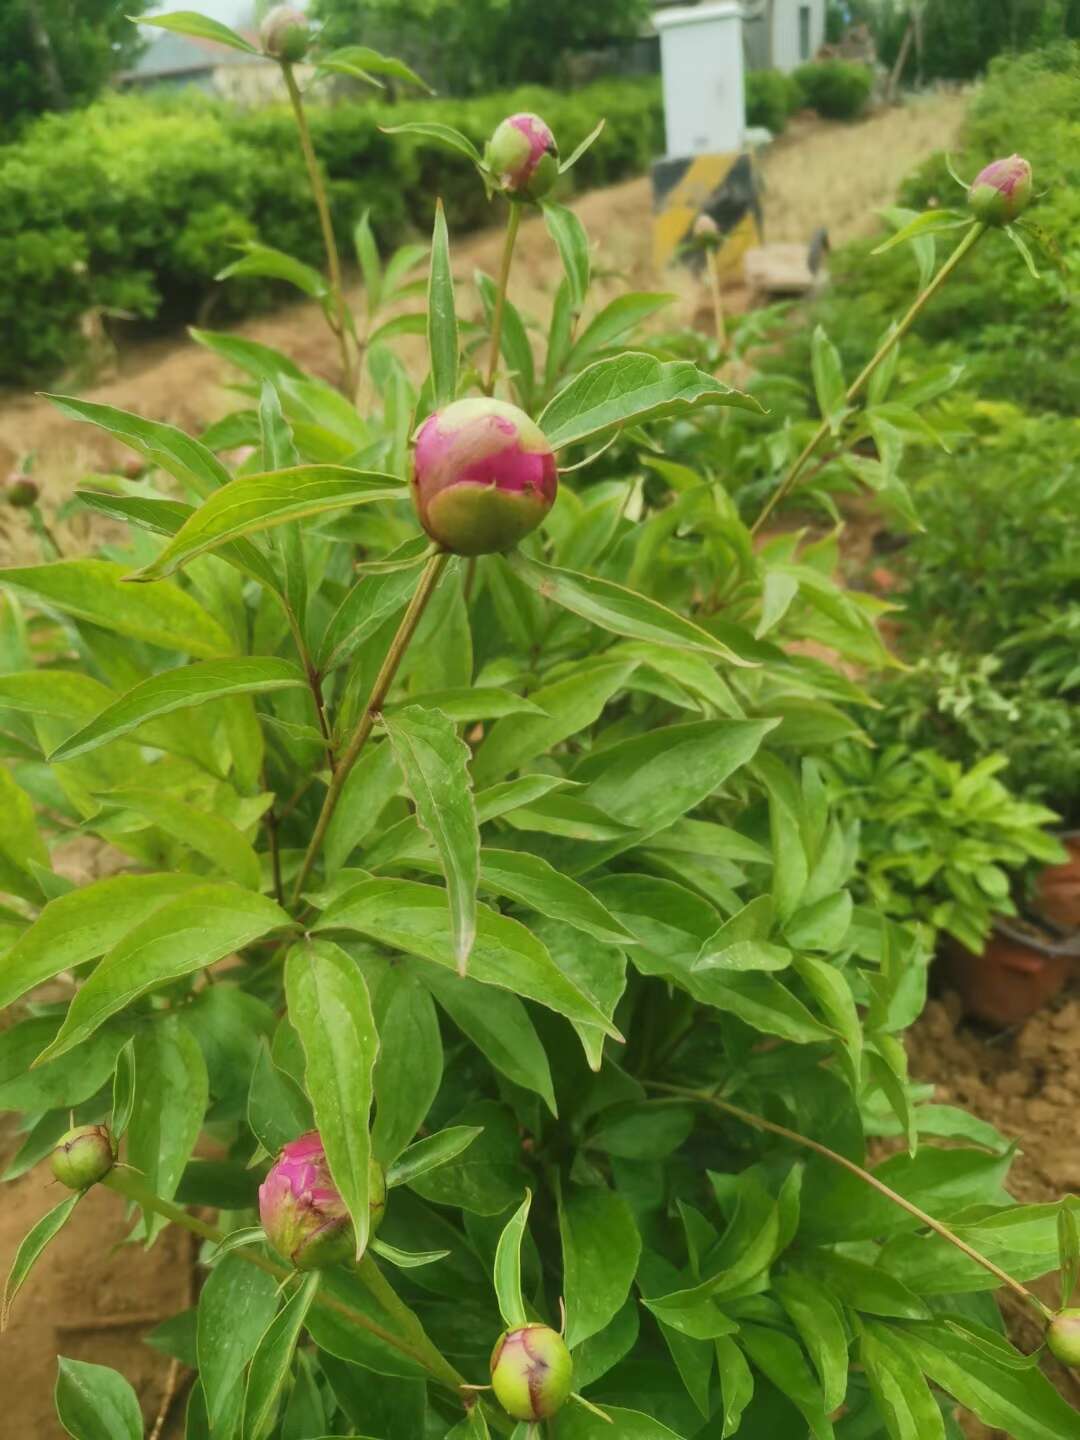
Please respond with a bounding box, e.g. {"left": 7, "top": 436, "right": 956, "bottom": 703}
{"left": 745, "top": 68, "right": 800, "bottom": 133}
{"left": 0, "top": 78, "right": 662, "bottom": 386}
{"left": 792, "top": 59, "right": 874, "bottom": 120}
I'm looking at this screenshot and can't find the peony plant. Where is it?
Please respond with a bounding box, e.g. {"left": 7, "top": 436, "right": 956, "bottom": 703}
{"left": 1, "top": 8, "right": 1078, "bottom": 1436}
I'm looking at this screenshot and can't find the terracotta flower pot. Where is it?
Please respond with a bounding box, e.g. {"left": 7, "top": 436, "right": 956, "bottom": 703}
{"left": 1036, "top": 834, "right": 1080, "bottom": 933}
{"left": 942, "top": 925, "right": 1074, "bottom": 1028}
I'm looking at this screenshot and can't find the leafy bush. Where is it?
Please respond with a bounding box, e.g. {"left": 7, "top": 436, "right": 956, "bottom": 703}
{"left": 868, "top": 0, "right": 1080, "bottom": 84}
{"left": 745, "top": 69, "right": 800, "bottom": 133}
{"left": 0, "top": 77, "right": 661, "bottom": 386}
{"left": 791, "top": 59, "right": 873, "bottom": 120}
{"left": 827, "top": 745, "right": 1066, "bottom": 953}
{"left": 2, "top": 18, "right": 1079, "bottom": 1440}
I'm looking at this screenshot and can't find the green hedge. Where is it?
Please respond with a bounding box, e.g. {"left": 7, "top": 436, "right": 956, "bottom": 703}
{"left": 745, "top": 70, "right": 801, "bottom": 133}
{"left": 0, "top": 79, "right": 662, "bottom": 386}
{"left": 792, "top": 59, "right": 873, "bottom": 120}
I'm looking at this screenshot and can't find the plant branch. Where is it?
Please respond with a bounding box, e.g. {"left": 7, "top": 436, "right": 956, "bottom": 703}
{"left": 102, "top": 1166, "right": 476, "bottom": 1394}
{"left": 283, "top": 605, "right": 335, "bottom": 772}
{"left": 484, "top": 203, "right": 523, "bottom": 395}
{"left": 290, "top": 549, "right": 450, "bottom": 904}
{"left": 647, "top": 1082, "right": 1053, "bottom": 1321}
{"left": 282, "top": 62, "right": 355, "bottom": 396}
{"left": 752, "top": 221, "right": 986, "bottom": 535}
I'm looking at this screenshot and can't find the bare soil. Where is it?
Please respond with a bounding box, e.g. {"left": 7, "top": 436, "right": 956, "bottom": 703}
{"left": 2, "top": 93, "right": 1009, "bottom": 1437}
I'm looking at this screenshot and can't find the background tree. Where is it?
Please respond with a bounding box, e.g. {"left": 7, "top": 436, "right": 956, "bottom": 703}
{"left": 856, "top": 0, "right": 1080, "bottom": 81}
{"left": 312, "top": 0, "right": 653, "bottom": 93}
{"left": 0, "top": 0, "right": 150, "bottom": 135}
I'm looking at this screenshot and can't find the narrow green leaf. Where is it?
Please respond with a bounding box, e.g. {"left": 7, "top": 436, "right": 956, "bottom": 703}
{"left": 46, "top": 394, "right": 231, "bottom": 496}
{"left": 54, "top": 1357, "right": 142, "bottom": 1440}
{"left": 542, "top": 201, "right": 591, "bottom": 311}
{"left": 248, "top": 1039, "right": 313, "bottom": 1155}
{"left": 538, "top": 352, "right": 763, "bottom": 451}
{"left": 197, "top": 1254, "right": 280, "bottom": 1431}
{"left": 131, "top": 467, "right": 403, "bottom": 580}
{"left": 0, "top": 873, "right": 202, "bottom": 1011}
{"left": 738, "top": 1323, "right": 834, "bottom": 1440}
{"left": 381, "top": 121, "right": 483, "bottom": 165}
{"left": 371, "top": 975, "right": 442, "bottom": 1167}
{"left": 568, "top": 293, "right": 676, "bottom": 370}
{"left": 285, "top": 939, "right": 378, "bottom": 1260}
{"left": 2, "top": 1195, "right": 81, "bottom": 1330}
{"left": 111, "top": 1038, "right": 136, "bottom": 1140}
{"left": 494, "top": 1191, "right": 532, "bottom": 1328}
{"left": 859, "top": 1324, "right": 944, "bottom": 1440}
{"left": 428, "top": 200, "right": 459, "bottom": 407}
{"left": 1061, "top": 1203, "right": 1080, "bottom": 1308}
{"left": 810, "top": 326, "right": 847, "bottom": 435}
{"left": 218, "top": 243, "right": 328, "bottom": 299}
{"left": 315, "top": 878, "right": 620, "bottom": 1037}
{"left": 773, "top": 1273, "right": 849, "bottom": 1415}
{"left": 50, "top": 657, "right": 305, "bottom": 762}
{"left": 36, "top": 886, "right": 291, "bottom": 1062}
{"left": 506, "top": 552, "right": 754, "bottom": 665}
{"left": 871, "top": 208, "right": 969, "bottom": 255}
{"left": 480, "top": 849, "right": 635, "bottom": 947}
{"left": 385, "top": 1125, "right": 484, "bottom": 1189}
{"left": 242, "top": 1273, "right": 320, "bottom": 1440}
{"left": 103, "top": 788, "right": 263, "bottom": 893}
{"left": 559, "top": 118, "right": 606, "bottom": 174}
{"left": 0, "top": 559, "right": 234, "bottom": 656}
{"left": 127, "top": 1016, "right": 209, "bottom": 1242}
{"left": 553, "top": 1408, "right": 684, "bottom": 1438}
{"left": 190, "top": 328, "right": 306, "bottom": 385}
{"left": 318, "top": 45, "right": 432, "bottom": 91}
{"left": 560, "top": 1185, "right": 641, "bottom": 1349}
{"left": 370, "top": 1238, "right": 450, "bottom": 1268}
{"left": 716, "top": 1335, "right": 754, "bottom": 1439}
{"left": 140, "top": 10, "right": 258, "bottom": 52}
{"left": 355, "top": 209, "right": 383, "bottom": 315}
{"left": 384, "top": 705, "right": 479, "bottom": 975}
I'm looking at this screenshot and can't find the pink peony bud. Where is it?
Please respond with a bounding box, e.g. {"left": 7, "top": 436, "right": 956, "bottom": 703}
{"left": 5, "top": 472, "right": 39, "bottom": 509}
{"left": 411, "top": 398, "right": 558, "bottom": 556}
{"left": 259, "top": 1131, "right": 385, "bottom": 1270}
{"left": 490, "top": 1324, "right": 573, "bottom": 1421}
{"left": 260, "top": 4, "right": 310, "bottom": 61}
{"left": 1049, "top": 1309, "right": 1080, "bottom": 1367}
{"left": 967, "top": 154, "right": 1033, "bottom": 226}
{"left": 487, "top": 114, "right": 560, "bottom": 202}
{"left": 51, "top": 1125, "right": 115, "bottom": 1190}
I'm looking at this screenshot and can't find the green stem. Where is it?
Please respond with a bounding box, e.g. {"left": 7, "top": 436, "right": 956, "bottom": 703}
{"left": 290, "top": 549, "right": 450, "bottom": 905}
{"left": 102, "top": 1167, "right": 475, "bottom": 1394}
{"left": 751, "top": 221, "right": 986, "bottom": 536}
{"left": 647, "top": 1082, "right": 1052, "bottom": 1321}
{"left": 283, "top": 605, "right": 335, "bottom": 772}
{"left": 282, "top": 61, "right": 355, "bottom": 397}
{"left": 705, "top": 247, "right": 727, "bottom": 353}
{"left": 357, "top": 1256, "right": 467, "bottom": 1393}
{"left": 484, "top": 203, "right": 523, "bottom": 395}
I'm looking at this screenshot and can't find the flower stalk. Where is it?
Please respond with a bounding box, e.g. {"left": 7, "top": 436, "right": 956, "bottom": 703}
{"left": 752, "top": 220, "right": 987, "bottom": 535}
{"left": 290, "top": 548, "right": 451, "bottom": 904}
{"left": 281, "top": 62, "right": 356, "bottom": 397}
{"left": 485, "top": 203, "right": 523, "bottom": 396}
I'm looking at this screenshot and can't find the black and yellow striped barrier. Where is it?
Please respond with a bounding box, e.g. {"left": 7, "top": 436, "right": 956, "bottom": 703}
{"left": 652, "top": 150, "right": 763, "bottom": 274}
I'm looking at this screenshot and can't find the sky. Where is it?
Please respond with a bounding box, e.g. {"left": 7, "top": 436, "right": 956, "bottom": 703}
{"left": 148, "top": 0, "right": 255, "bottom": 23}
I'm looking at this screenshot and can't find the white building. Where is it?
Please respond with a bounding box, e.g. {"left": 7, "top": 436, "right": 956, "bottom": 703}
{"left": 744, "top": 0, "right": 827, "bottom": 72}
{"left": 654, "top": 0, "right": 827, "bottom": 74}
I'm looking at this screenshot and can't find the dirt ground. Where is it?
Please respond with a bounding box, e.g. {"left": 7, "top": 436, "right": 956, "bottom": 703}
{"left": 15, "top": 89, "right": 1062, "bottom": 1440}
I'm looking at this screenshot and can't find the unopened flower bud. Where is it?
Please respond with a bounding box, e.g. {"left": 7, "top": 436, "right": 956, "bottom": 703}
{"left": 487, "top": 114, "right": 559, "bottom": 202}
{"left": 967, "top": 154, "right": 1033, "bottom": 226}
{"left": 258, "top": 1131, "right": 385, "bottom": 1270}
{"left": 490, "top": 1324, "right": 573, "bottom": 1422}
{"left": 1048, "top": 1309, "right": 1080, "bottom": 1367}
{"left": 5, "top": 472, "right": 39, "bottom": 509}
{"left": 693, "top": 213, "right": 720, "bottom": 242}
{"left": 411, "top": 398, "right": 557, "bottom": 556}
{"left": 260, "top": 4, "right": 310, "bottom": 61}
{"left": 121, "top": 457, "right": 145, "bottom": 481}
{"left": 51, "top": 1125, "right": 115, "bottom": 1190}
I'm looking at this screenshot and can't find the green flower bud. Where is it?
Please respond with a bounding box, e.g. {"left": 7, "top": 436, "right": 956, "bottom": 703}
{"left": 486, "top": 114, "right": 559, "bottom": 202}
{"left": 5, "top": 472, "right": 39, "bottom": 509}
{"left": 1048, "top": 1309, "right": 1080, "bottom": 1367}
{"left": 490, "top": 1324, "right": 573, "bottom": 1422}
{"left": 260, "top": 4, "right": 310, "bottom": 62}
{"left": 967, "top": 154, "right": 1033, "bottom": 226}
{"left": 51, "top": 1125, "right": 115, "bottom": 1191}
